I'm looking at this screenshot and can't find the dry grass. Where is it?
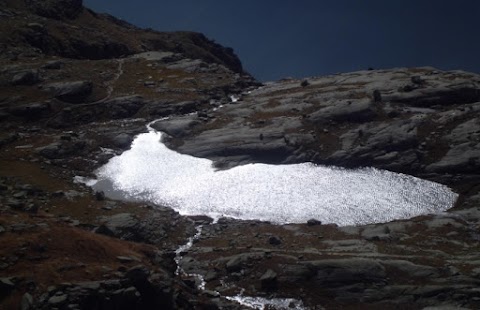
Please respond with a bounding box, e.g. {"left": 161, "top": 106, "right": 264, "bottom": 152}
{"left": 0, "top": 213, "right": 158, "bottom": 291}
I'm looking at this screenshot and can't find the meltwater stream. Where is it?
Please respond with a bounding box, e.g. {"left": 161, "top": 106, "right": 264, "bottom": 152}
{"left": 85, "top": 120, "right": 458, "bottom": 309}
{"left": 89, "top": 121, "right": 458, "bottom": 226}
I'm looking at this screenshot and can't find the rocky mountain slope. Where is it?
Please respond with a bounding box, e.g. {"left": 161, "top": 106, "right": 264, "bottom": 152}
{"left": 1, "top": 0, "right": 480, "bottom": 309}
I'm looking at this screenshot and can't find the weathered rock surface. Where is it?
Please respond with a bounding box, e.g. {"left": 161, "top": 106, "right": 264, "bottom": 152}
{"left": 11, "top": 69, "right": 40, "bottom": 85}
{"left": 44, "top": 81, "right": 93, "bottom": 103}
{"left": 158, "top": 67, "right": 480, "bottom": 191}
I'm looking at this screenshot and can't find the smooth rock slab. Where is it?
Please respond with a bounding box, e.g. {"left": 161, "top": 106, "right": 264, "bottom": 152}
{"left": 44, "top": 81, "right": 92, "bottom": 103}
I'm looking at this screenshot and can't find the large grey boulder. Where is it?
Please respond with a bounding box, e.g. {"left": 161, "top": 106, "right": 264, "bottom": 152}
{"left": 44, "top": 81, "right": 92, "bottom": 103}
{"left": 95, "top": 212, "right": 170, "bottom": 245}
{"left": 11, "top": 70, "right": 40, "bottom": 85}
{"left": 151, "top": 116, "right": 202, "bottom": 138}
{"left": 105, "top": 95, "right": 146, "bottom": 119}
{"left": 96, "top": 213, "right": 139, "bottom": 240}
{"left": 112, "top": 133, "right": 133, "bottom": 149}
{"left": 8, "top": 102, "right": 50, "bottom": 119}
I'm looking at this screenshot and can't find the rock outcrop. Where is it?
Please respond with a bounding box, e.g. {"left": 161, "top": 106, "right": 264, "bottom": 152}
{"left": 0, "top": 0, "right": 247, "bottom": 73}
{"left": 160, "top": 67, "right": 480, "bottom": 191}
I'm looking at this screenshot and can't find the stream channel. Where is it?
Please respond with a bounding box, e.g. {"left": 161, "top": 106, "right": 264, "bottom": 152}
{"left": 81, "top": 118, "right": 458, "bottom": 309}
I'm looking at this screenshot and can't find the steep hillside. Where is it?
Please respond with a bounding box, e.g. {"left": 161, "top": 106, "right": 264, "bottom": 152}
{"left": 0, "top": 0, "right": 245, "bottom": 73}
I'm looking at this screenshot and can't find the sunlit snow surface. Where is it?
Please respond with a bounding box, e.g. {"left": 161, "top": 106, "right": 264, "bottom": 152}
{"left": 91, "top": 127, "right": 458, "bottom": 226}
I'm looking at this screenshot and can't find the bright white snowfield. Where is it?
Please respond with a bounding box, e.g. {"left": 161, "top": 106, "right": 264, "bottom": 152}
{"left": 89, "top": 125, "right": 458, "bottom": 226}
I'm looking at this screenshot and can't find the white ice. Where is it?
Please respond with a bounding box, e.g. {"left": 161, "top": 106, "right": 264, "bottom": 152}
{"left": 90, "top": 126, "right": 458, "bottom": 226}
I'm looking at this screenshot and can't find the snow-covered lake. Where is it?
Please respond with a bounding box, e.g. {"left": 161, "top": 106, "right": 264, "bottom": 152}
{"left": 86, "top": 123, "right": 458, "bottom": 226}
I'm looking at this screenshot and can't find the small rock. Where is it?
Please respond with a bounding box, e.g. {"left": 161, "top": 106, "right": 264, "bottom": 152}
{"left": 307, "top": 219, "right": 322, "bottom": 226}
{"left": 112, "top": 133, "right": 133, "bottom": 149}
{"left": 122, "top": 286, "right": 140, "bottom": 299}
{"left": 76, "top": 281, "right": 100, "bottom": 290}
{"left": 35, "top": 143, "right": 62, "bottom": 159}
{"left": 51, "top": 191, "right": 65, "bottom": 198}
{"left": 204, "top": 270, "right": 218, "bottom": 282}
{"left": 411, "top": 76, "right": 424, "bottom": 85}
{"left": 20, "top": 292, "right": 34, "bottom": 310}
{"left": 125, "top": 265, "right": 150, "bottom": 283}
{"left": 7, "top": 199, "right": 24, "bottom": 209}
{"left": 13, "top": 191, "right": 27, "bottom": 199}
{"left": 117, "top": 256, "right": 135, "bottom": 263}
{"left": 260, "top": 269, "right": 278, "bottom": 291}
{"left": 268, "top": 235, "right": 282, "bottom": 245}
{"left": 11, "top": 70, "right": 40, "bottom": 85}
{"left": 226, "top": 256, "right": 244, "bottom": 272}
{"left": 8, "top": 103, "right": 50, "bottom": 119}
{"left": 373, "top": 89, "right": 382, "bottom": 102}
{"left": 300, "top": 80, "right": 310, "bottom": 87}
{"left": 48, "top": 294, "right": 68, "bottom": 306}
{"left": 95, "top": 191, "right": 105, "bottom": 201}
{"left": 27, "top": 23, "right": 45, "bottom": 31}
{"left": 203, "top": 290, "right": 220, "bottom": 297}
{"left": 0, "top": 277, "right": 15, "bottom": 291}
{"left": 44, "top": 81, "right": 93, "bottom": 103}
{"left": 43, "top": 60, "right": 64, "bottom": 70}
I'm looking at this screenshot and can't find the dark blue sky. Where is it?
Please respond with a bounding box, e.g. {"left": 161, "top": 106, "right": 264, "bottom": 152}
{"left": 84, "top": 0, "right": 480, "bottom": 81}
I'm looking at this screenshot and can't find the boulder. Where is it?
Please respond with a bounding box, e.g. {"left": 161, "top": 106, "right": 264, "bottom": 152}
{"left": 20, "top": 292, "right": 34, "bottom": 310}
{"left": 42, "top": 60, "right": 64, "bottom": 69}
{"left": 11, "top": 70, "right": 40, "bottom": 85}
{"left": 105, "top": 95, "right": 145, "bottom": 119}
{"left": 47, "top": 294, "right": 68, "bottom": 307}
{"left": 260, "top": 269, "right": 278, "bottom": 291}
{"left": 307, "top": 219, "right": 322, "bottom": 226}
{"left": 225, "top": 255, "right": 245, "bottom": 273}
{"left": 44, "top": 81, "right": 92, "bottom": 103}
{"left": 8, "top": 102, "right": 50, "bottom": 119}
{"left": 35, "top": 139, "right": 86, "bottom": 159}
{"left": 125, "top": 265, "right": 150, "bottom": 285}
{"left": 150, "top": 116, "right": 202, "bottom": 138}
{"left": 268, "top": 235, "right": 282, "bottom": 245}
{"left": 112, "top": 133, "right": 133, "bottom": 149}
{"left": 361, "top": 225, "right": 391, "bottom": 241}
{"left": 35, "top": 142, "right": 62, "bottom": 159}
{"left": 96, "top": 213, "right": 139, "bottom": 239}
{"left": 0, "top": 278, "right": 15, "bottom": 295}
